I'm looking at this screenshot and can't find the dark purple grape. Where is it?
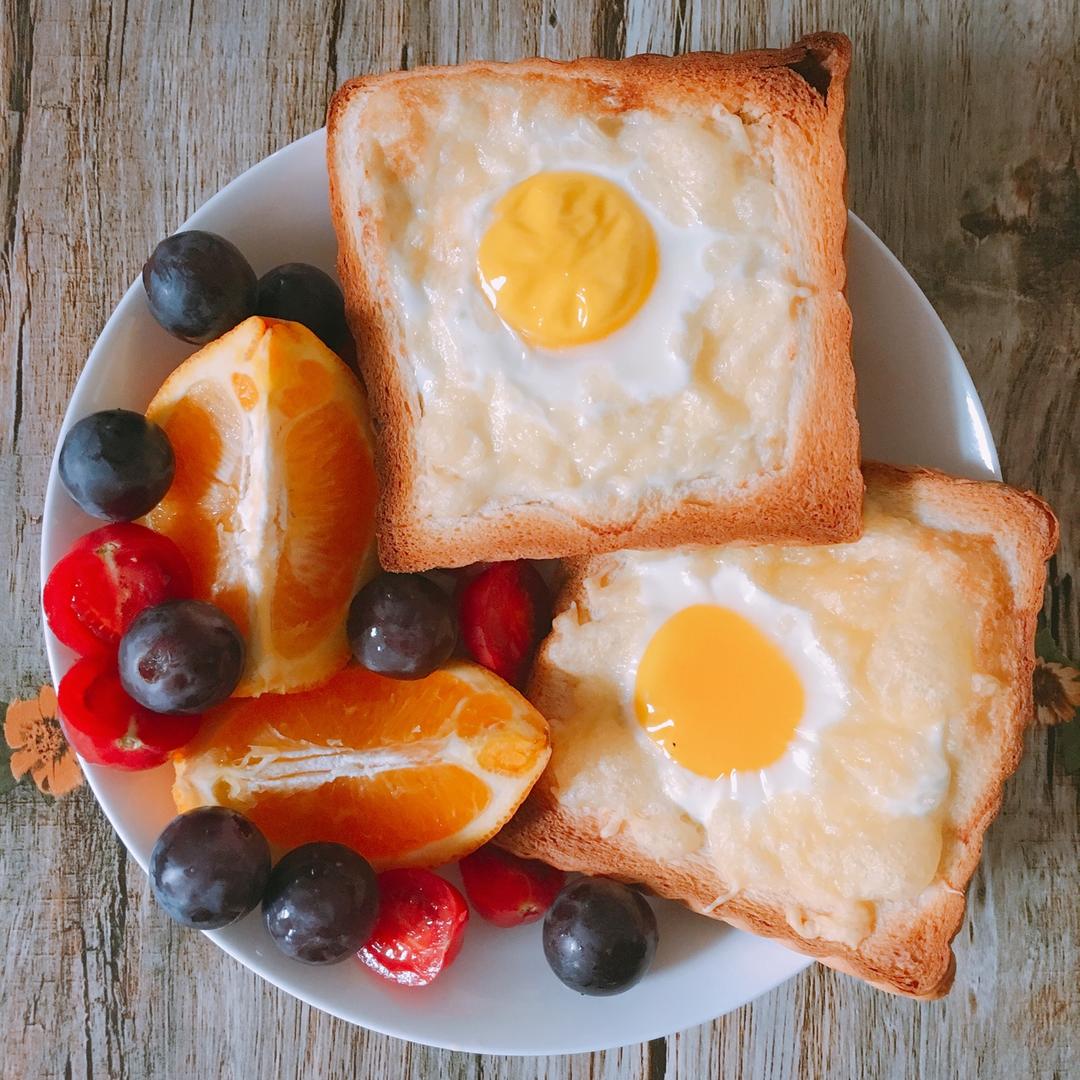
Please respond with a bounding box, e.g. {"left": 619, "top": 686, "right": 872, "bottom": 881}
{"left": 150, "top": 807, "right": 270, "bottom": 930}
{"left": 142, "top": 230, "right": 256, "bottom": 344}
{"left": 542, "top": 877, "right": 658, "bottom": 995}
{"left": 255, "top": 263, "right": 349, "bottom": 350}
{"left": 58, "top": 409, "right": 175, "bottom": 521}
{"left": 347, "top": 573, "right": 456, "bottom": 680}
{"left": 119, "top": 599, "right": 245, "bottom": 714}
{"left": 263, "top": 842, "right": 379, "bottom": 964}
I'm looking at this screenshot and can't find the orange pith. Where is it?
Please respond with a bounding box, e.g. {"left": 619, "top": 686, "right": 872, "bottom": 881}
{"left": 172, "top": 662, "right": 551, "bottom": 868}
{"left": 144, "top": 317, "right": 378, "bottom": 696}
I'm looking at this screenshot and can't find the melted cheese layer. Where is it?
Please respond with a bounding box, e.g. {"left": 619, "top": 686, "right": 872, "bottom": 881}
{"left": 361, "top": 83, "right": 806, "bottom": 520}
{"left": 543, "top": 491, "right": 1013, "bottom": 946}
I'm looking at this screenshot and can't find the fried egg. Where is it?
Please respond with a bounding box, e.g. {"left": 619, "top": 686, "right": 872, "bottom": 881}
{"left": 620, "top": 555, "right": 849, "bottom": 819}
{"left": 468, "top": 163, "right": 732, "bottom": 402}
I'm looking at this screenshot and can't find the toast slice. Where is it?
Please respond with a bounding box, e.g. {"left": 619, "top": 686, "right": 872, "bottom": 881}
{"left": 327, "top": 34, "right": 861, "bottom": 571}
{"left": 497, "top": 464, "right": 1058, "bottom": 998}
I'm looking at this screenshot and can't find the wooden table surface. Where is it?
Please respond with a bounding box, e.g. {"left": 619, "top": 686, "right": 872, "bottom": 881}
{"left": 2, "top": 1, "right": 1077, "bottom": 1077}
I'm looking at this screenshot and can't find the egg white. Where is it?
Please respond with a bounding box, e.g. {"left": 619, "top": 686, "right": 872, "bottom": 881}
{"left": 618, "top": 553, "right": 850, "bottom": 819}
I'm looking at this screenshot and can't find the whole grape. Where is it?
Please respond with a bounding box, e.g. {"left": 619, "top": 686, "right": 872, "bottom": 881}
{"left": 58, "top": 409, "right": 175, "bottom": 521}
{"left": 119, "top": 599, "right": 245, "bottom": 713}
{"left": 263, "top": 842, "right": 379, "bottom": 964}
{"left": 542, "top": 877, "right": 658, "bottom": 995}
{"left": 347, "top": 573, "right": 456, "bottom": 680}
{"left": 255, "top": 263, "right": 349, "bottom": 350}
{"left": 150, "top": 807, "right": 270, "bottom": 930}
{"left": 142, "top": 230, "right": 256, "bottom": 343}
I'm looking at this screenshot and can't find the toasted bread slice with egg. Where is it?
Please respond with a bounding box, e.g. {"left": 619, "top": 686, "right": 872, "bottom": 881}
{"left": 497, "top": 464, "right": 1058, "bottom": 998}
{"left": 327, "top": 35, "right": 860, "bottom": 571}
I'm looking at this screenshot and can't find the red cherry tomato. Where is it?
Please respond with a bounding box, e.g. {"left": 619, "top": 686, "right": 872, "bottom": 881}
{"left": 458, "top": 561, "right": 551, "bottom": 688}
{"left": 459, "top": 844, "right": 565, "bottom": 927}
{"left": 43, "top": 523, "right": 192, "bottom": 657}
{"left": 57, "top": 656, "right": 201, "bottom": 770}
{"left": 357, "top": 869, "right": 469, "bottom": 987}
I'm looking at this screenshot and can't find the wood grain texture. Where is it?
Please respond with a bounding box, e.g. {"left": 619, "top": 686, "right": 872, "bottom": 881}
{"left": 1, "top": 1, "right": 1077, "bottom": 1077}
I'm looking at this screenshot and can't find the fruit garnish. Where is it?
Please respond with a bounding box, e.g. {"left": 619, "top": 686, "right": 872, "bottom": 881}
{"left": 58, "top": 409, "right": 175, "bottom": 522}
{"left": 347, "top": 572, "right": 456, "bottom": 680}
{"left": 255, "top": 263, "right": 349, "bottom": 351}
{"left": 142, "top": 230, "right": 256, "bottom": 344}
{"left": 143, "top": 315, "right": 378, "bottom": 696}
{"left": 149, "top": 807, "right": 270, "bottom": 929}
{"left": 542, "top": 878, "right": 658, "bottom": 996}
{"left": 458, "top": 844, "right": 565, "bottom": 927}
{"left": 263, "top": 842, "right": 379, "bottom": 965}
{"left": 357, "top": 868, "right": 468, "bottom": 987}
{"left": 119, "top": 599, "right": 245, "bottom": 714}
{"left": 172, "top": 661, "right": 550, "bottom": 868}
{"left": 458, "top": 561, "right": 551, "bottom": 687}
{"left": 43, "top": 523, "right": 193, "bottom": 657}
{"left": 58, "top": 655, "right": 201, "bottom": 770}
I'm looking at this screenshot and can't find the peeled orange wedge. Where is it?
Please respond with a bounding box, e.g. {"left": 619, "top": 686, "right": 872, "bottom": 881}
{"left": 144, "top": 317, "right": 378, "bottom": 697}
{"left": 172, "top": 662, "right": 551, "bottom": 868}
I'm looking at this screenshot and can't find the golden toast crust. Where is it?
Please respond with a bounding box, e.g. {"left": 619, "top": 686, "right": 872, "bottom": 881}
{"left": 327, "top": 34, "right": 861, "bottom": 571}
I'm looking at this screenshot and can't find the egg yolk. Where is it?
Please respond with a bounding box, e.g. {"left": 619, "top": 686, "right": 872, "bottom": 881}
{"left": 635, "top": 605, "right": 805, "bottom": 778}
{"left": 477, "top": 171, "right": 658, "bottom": 349}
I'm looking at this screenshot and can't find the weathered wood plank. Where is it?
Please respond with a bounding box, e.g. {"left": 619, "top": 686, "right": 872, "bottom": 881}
{"left": 1, "top": 1, "right": 1076, "bottom": 1078}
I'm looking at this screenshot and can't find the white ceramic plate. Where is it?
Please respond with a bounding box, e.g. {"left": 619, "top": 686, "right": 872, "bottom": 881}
{"left": 41, "top": 129, "right": 1000, "bottom": 1055}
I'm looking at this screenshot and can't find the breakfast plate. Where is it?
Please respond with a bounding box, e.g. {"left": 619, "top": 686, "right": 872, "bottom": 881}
{"left": 41, "top": 127, "right": 1000, "bottom": 1055}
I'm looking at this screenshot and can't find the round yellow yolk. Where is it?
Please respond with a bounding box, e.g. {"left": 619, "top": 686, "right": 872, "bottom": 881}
{"left": 477, "top": 171, "right": 658, "bottom": 349}
{"left": 634, "top": 605, "right": 805, "bottom": 778}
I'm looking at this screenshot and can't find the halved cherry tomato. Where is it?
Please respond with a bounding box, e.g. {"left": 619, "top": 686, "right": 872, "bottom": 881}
{"left": 458, "top": 561, "right": 551, "bottom": 688}
{"left": 57, "top": 656, "right": 201, "bottom": 770}
{"left": 357, "top": 869, "right": 469, "bottom": 987}
{"left": 44, "top": 523, "right": 192, "bottom": 657}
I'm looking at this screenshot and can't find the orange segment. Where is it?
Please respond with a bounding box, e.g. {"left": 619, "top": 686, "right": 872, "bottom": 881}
{"left": 240, "top": 768, "right": 491, "bottom": 862}
{"left": 172, "top": 662, "right": 551, "bottom": 868}
{"left": 271, "top": 401, "right": 372, "bottom": 659}
{"left": 144, "top": 317, "right": 378, "bottom": 696}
